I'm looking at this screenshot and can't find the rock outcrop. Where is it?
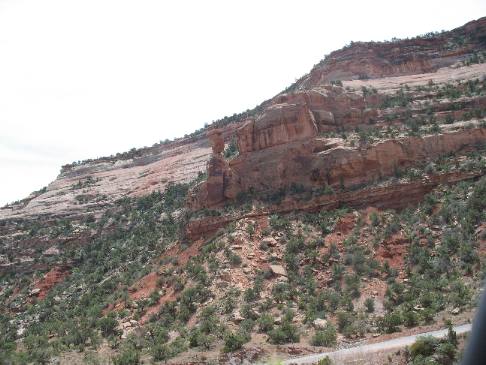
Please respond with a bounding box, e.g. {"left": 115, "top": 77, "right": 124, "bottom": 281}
{"left": 185, "top": 169, "right": 482, "bottom": 240}
{"left": 191, "top": 118, "right": 486, "bottom": 210}
{"left": 231, "top": 126, "right": 486, "bottom": 194}
{"left": 0, "top": 137, "right": 213, "bottom": 220}
{"left": 237, "top": 102, "right": 318, "bottom": 153}
{"left": 188, "top": 129, "right": 241, "bottom": 208}
{"left": 236, "top": 87, "right": 378, "bottom": 155}
{"left": 297, "top": 17, "right": 486, "bottom": 87}
{"left": 186, "top": 17, "right": 486, "bottom": 211}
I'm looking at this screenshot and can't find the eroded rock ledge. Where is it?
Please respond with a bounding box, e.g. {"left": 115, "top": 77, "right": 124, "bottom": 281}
{"left": 186, "top": 170, "right": 482, "bottom": 240}
{"left": 189, "top": 122, "right": 486, "bottom": 210}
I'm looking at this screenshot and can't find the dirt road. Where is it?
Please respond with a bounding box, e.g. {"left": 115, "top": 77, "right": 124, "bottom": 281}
{"left": 282, "top": 323, "right": 472, "bottom": 365}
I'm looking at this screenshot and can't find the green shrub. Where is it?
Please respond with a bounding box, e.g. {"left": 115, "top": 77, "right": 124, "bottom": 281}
{"left": 435, "top": 342, "right": 457, "bottom": 364}
{"left": 151, "top": 325, "right": 169, "bottom": 343}
{"left": 151, "top": 343, "right": 172, "bottom": 361}
{"left": 336, "top": 311, "right": 353, "bottom": 332}
{"left": 227, "top": 251, "right": 242, "bottom": 266}
{"left": 223, "top": 332, "right": 247, "bottom": 352}
{"left": 23, "top": 335, "right": 51, "bottom": 365}
{"left": 257, "top": 314, "right": 274, "bottom": 333}
{"left": 370, "top": 212, "right": 380, "bottom": 227}
{"left": 98, "top": 315, "right": 118, "bottom": 337}
{"left": 409, "top": 336, "right": 437, "bottom": 359}
{"left": 233, "top": 318, "right": 250, "bottom": 335}
{"left": 269, "top": 214, "right": 290, "bottom": 231}
{"left": 379, "top": 312, "right": 402, "bottom": 333}
{"left": 113, "top": 346, "right": 140, "bottom": 365}
{"left": 268, "top": 321, "right": 300, "bottom": 344}
{"left": 311, "top": 324, "right": 337, "bottom": 347}
{"left": 317, "top": 357, "right": 333, "bottom": 365}
{"left": 364, "top": 298, "right": 375, "bottom": 313}
{"left": 224, "top": 137, "right": 239, "bottom": 159}
{"left": 402, "top": 310, "right": 419, "bottom": 328}
{"left": 188, "top": 329, "right": 214, "bottom": 349}
{"left": 445, "top": 114, "right": 455, "bottom": 124}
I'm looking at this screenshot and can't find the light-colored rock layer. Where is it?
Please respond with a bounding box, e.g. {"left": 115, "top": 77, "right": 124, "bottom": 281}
{"left": 0, "top": 140, "right": 212, "bottom": 220}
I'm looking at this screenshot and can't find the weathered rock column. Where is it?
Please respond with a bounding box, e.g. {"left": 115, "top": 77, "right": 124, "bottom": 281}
{"left": 205, "top": 129, "right": 227, "bottom": 206}
{"left": 188, "top": 129, "right": 241, "bottom": 209}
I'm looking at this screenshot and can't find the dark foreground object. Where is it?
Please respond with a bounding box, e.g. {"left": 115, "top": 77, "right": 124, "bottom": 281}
{"left": 462, "top": 284, "right": 486, "bottom": 364}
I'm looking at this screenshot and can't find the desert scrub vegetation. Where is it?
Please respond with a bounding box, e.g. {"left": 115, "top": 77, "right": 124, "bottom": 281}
{"left": 407, "top": 322, "right": 460, "bottom": 365}
{"left": 1, "top": 169, "right": 485, "bottom": 363}
{"left": 376, "top": 178, "right": 485, "bottom": 334}
{"left": 234, "top": 178, "right": 486, "bottom": 342}
{"left": 0, "top": 178, "right": 202, "bottom": 363}
{"left": 223, "top": 137, "right": 239, "bottom": 159}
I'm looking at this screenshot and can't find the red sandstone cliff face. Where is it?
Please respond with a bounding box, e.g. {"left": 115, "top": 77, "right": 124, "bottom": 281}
{"left": 185, "top": 170, "right": 482, "bottom": 240}
{"left": 297, "top": 17, "right": 486, "bottom": 88}
{"left": 187, "top": 17, "right": 486, "bottom": 210}
{"left": 191, "top": 125, "right": 486, "bottom": 210}
{"left": 188, "top": 129, "right": 241, "bottom": 208}
{"left": 237, "top": 87, "right": 376, "bottom": 154}
{"left": 237, "top": 103, "right": 318, "bottom": 153}
{"left": 310, "top": 127, "right": 486, "bottom": 188}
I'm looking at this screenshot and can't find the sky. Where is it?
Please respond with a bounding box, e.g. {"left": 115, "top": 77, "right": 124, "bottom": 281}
{"left": 1, "top": 0, "right": 485, "bottom": 206}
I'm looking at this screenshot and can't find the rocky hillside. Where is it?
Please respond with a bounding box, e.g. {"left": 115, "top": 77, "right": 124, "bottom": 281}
{"left": 1, "top": 16, "right": 486, "bottom": 365}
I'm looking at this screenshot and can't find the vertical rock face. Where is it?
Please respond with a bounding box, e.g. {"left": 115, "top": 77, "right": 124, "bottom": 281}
{"left": 204, "top": 129, "right": 229, "bottom": 205}
{"left": 237, "top": 103, "right": 318, "bottom": 153}
{"left": 190, "top": 71, "right": 486, "bottom": 210}
{"left": 188, "top": 129, "right": 241, "bottom": 208}
{"left": 190, "top": 72, "right": 486, "bottom": 209}
{"left": 236, "top": 87, "right": 374, "bottom": 155}
{"left": 236, "top": 126, "right": 486, "bottom": 193}
{"left": 191, "top": 90, "right": 353, "bottom": 208}
{"left": 205, "top": 155, "right": 227, "bottom": 206}
{"left": 273, "top": 88, "right": 370, "bottom": 130}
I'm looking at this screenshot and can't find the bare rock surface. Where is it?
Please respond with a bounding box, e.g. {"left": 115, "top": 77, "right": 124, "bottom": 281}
{"left": 0, "top": 139, "right": 212, "bottom": 220}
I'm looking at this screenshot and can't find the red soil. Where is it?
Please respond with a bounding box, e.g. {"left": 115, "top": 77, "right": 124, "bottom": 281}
{"left": 33, "top": 266, "right": 70, "bottom": 300}
{"left": 375, "top": 233, "right": 409, "bottom": 270}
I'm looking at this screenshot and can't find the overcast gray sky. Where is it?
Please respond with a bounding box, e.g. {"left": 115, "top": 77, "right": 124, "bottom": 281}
{"left": 1, "top": 0, "right": 485, "bottom": 206}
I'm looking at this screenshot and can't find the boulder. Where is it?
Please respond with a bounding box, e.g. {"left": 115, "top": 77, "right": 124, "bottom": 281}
{"left": 270, "top": 264, "right": 287, "bottom": 277}
{"left": 168, "top": 330, "right": 180, "bottom": 341}
{"left": 207, "top": 128, "right": 225, "bottom": 154}
{"left": 232, "top": 311, "right": 245, "bottom": 323}
{"left": 313, "top": 318, "right": 328, "bottom": 329}
{"left": 43, "top": 246, "right": 60, "bottom": 256}
{"left": 261, "top": 237, "right": 278, "bottom": 247}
